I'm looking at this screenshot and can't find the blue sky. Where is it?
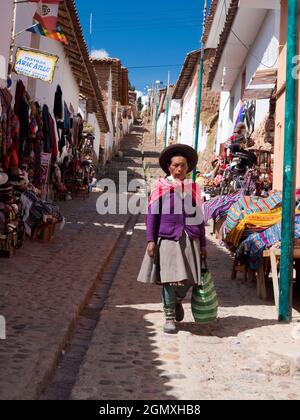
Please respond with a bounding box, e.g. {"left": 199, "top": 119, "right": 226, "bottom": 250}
{"left": 76, "top": 0, "right": 208, "bottom": 95}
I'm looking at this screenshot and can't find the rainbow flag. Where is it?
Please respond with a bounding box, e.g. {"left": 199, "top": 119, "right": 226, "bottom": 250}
{"left": 26, "top": 23, "right": 68, "bottom": 45}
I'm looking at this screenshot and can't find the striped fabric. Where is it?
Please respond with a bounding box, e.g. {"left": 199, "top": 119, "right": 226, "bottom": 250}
{"left": 26, "top": 23, "right": 68, "bottom": 45}
{"left": 203, "top": 192, "right": 241, "bottom": 224}
{"left": 191, "top": 271, "right": 218, "bottom": 324}
{"left": 225, "top": 207, "right": 283, "bottom": 248}
{"left": 223, "top": 192, "right": 282, "bottom": 236}
{"left": 237, "top": 214, "right": 300, "bottom": 270}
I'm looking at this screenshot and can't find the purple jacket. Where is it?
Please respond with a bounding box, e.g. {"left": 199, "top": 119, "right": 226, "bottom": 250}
{"left": 146, "top": 190, "right": 206, "bottom": 246}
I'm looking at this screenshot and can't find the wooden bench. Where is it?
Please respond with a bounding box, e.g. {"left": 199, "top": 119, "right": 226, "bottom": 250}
{"left": 257, "top": 247, "right": 300, "bottom": 307}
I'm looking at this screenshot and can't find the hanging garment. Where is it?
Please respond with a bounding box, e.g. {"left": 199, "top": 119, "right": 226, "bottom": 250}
{"left": 244, "top": 101, "right": 256, "bottom": 135}
{"left": 14, "top": 80, "right": 25, "bottom": 115}
{"left": 53, "top": 85, "right": 63, "bottom": 120}
{"left": 49, "top": 114, "right": 58, "bottom": 160}
{"left": 234, "top": 104, "right": 246, "bottom": 128}
{"left": 18, "top": 96, "right": 30, "bottom": 163}
{"left": 42, "top": 105, "right": 52, "bottom": 154}
{"left": 0, "top": 88, "right": 14, "bottom": 159}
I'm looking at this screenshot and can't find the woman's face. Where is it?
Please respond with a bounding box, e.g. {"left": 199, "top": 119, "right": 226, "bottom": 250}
{"left": 168, "top": 156, "right": 189, "bottom": 181}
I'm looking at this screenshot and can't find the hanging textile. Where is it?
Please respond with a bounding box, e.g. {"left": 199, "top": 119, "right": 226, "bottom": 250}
{"left": 0, "top": 88, "right": 14, "bottom": 160}
{"left": 53, "top": 85, "right": 63, "bottom": 120}
{"left": 234, "top": 104, "right": 246, "bottom": 129}
{"left": 244, "top": 101, "right": 256, "bottom": 135}
{"left": 49, "top": 115, "right": 58, "bottom": 160}
{"left": 42, "top": 105, "right": 52, "bottom": 153}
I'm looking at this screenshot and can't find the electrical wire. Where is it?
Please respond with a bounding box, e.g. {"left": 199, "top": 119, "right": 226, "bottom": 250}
{"left": 223, "top": 0, "right": 279, "bottom": 69}
{"left": 89, "top": 17, "right": 202, "bottom": 31}
{"left": 92, "top": 21, "right": 201, "bottom": 34}
{"left": 127, "top": 64, "right": 182, "bottom": 69}
{"left": 79, "top": 8, "right": 200, "bottom": 18}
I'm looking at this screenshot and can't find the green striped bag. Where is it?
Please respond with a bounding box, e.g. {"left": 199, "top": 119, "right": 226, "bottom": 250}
{"left": 191, "top": 262, "right": 218, "bottom": 324}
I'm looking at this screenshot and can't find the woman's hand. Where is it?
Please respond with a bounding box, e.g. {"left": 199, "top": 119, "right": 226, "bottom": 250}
{"left": 147, "top": 242, "right": 156, "bottom": 258}
{"left": 201, "top": 247, "right": 208, "bottom": 260}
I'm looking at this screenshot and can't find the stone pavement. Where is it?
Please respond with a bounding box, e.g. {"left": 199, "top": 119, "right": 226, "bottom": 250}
{"left": 2, "top": 123, "right": 300, "bottom": 400}
{"left": 71, "top": 219, "right": 300, "bottom": 401}
{"left": 0, "top": 126, "right": 148, "bottom": 400}
{"left": 0, "top": 190, "right": 132, "bottom": 400}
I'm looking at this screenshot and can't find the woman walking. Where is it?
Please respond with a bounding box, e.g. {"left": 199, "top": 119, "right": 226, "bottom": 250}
{"left": 138, "top": 144, "right": 207, "bottom": 334}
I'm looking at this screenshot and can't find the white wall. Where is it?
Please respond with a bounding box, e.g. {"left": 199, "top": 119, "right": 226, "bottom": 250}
{"left": 244, "top": 9, "right": 279, "bottom": 129}
{"left": 215, "top": 9, "right": 280, "bottom": 149}
{"left": 0, "top": 0, "right": 14, "bottom": 85}
{"left": 157, "top": 112, "right": 166, "bottom": 136}
{"left": 104, "top": 68, "right": 114, "bottom": 161}
{"left": 198, "top": 121, "right": 208, "bottom": 152}
{"left": 167, "top": 99, "right": 181, "bottom": 141}
{"left": 216, "top": 91, "right": 231, "bottom": 153}
{"left": 87, "top": 113, "right": 101, "bottom": 159}
{"left": 245, "top": 10, "right": 279, "bottom": 87}
{"left": 179, "top": 84, "right": 196, "bottom": 147}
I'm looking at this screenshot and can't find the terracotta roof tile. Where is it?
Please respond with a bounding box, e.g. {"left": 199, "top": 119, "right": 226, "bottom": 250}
{"left": 202, "top": 0, "right": 219, "bottom": 45}
{"left": 172, "top": 49, "right": 201, "bottom": 99}
{"left": 207, "top": 0, "right": 239, "bottom": 88}
{"left": 58, "top": 0, "right": 109, "bottom": 133}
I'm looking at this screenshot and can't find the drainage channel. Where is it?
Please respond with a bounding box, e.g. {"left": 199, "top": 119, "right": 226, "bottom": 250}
{"left": 40, "top": 213, "right": 139, "bottom": 400}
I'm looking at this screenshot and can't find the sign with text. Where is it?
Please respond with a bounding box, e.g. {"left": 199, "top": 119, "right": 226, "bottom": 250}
{"left": 13, "top": 48, "right": 58, "bottom": 83}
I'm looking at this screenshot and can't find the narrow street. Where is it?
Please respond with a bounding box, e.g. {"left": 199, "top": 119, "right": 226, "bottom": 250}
{"left": 1, "top": 125, "right": 300, "bottom": 401}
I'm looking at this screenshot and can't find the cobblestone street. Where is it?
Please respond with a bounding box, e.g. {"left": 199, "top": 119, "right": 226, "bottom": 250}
{"left": 1, "top": 125, "right": 300, "bottom": 400}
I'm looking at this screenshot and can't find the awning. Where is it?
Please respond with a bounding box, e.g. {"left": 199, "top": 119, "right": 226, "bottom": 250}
{"left": 243, "top": 88, "right": 274, "bottom": 101}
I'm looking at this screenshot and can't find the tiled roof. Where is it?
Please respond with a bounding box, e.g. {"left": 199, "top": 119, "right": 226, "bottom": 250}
{"left": 207, "top": 0, "right": 239, "bottom": 88}
{"left": 202, "top": 0, "right": 219, "bottom": 45}
{"left": 57, "top": 0, "right": 109, "bottom": 132}
{"left": 172, "top": 49, "right": 201, "bottom": 99}
{"left": 91, "top": 58, "right": 122, "bottom": 102}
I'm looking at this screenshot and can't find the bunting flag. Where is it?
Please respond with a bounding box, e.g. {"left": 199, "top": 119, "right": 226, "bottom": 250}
{"left": 28, "top": 1, "right": 63, "bottom": 33}
{"left": 26, "top": 23, "right": 68, "bottom": 45}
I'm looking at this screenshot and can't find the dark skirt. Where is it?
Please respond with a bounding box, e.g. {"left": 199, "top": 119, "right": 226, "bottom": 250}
{"left": 137, "top": 232, "right": 202, "bottom": 285}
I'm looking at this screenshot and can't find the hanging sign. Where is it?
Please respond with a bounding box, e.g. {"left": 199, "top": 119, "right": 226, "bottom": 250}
{"left": 13, "top": 48, "right": 58, "bottom": 83}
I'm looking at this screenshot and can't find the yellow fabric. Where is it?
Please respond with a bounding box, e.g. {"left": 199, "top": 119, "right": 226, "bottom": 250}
{"left": 226, "top": 207, "right": 283, "bottom": 248}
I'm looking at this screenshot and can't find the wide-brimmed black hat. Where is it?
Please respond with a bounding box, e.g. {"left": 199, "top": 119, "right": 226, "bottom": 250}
{"left": 159, "top": 144, "right": 198, "bottom": 175}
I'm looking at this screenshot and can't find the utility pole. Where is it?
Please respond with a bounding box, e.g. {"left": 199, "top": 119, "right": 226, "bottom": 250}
{"left": 164, "top": 71, "right": 171, "bottom": 148}
{"left": 279, "top": 0, "right": 299, "bottom": 322}
{"left": 89, "top": 13, "right": 93, "bottom": 54}
{"left": 192, "top": 0, "right": 207, "bottom": 182}
{"left": 154, "top": 80, "right": 162, "bottom": 146}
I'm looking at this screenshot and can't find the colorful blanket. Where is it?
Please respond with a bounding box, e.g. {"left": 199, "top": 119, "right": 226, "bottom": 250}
{"left": 226, "top": 207, "right": 283, "bottom": 248}
{"left": 203, "top": 192, "right": 241, "bottom": 224}
{"left": 237, "top": 214, "right": 300, "bottom": 270}
{"left": 223, "top": 192, "right": 282, "bottom": 237}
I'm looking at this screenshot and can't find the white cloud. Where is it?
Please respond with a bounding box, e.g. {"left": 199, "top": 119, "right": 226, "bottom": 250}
{"left": 90, "top": 49, "right": 110, "bottom": 59}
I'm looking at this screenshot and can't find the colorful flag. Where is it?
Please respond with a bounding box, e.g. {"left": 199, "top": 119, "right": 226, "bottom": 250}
{"left": 26, "top": 23, "right": 68, "bottom": 45}
{"left": 28, "top": 1, "right": 63, "bottom": 33}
